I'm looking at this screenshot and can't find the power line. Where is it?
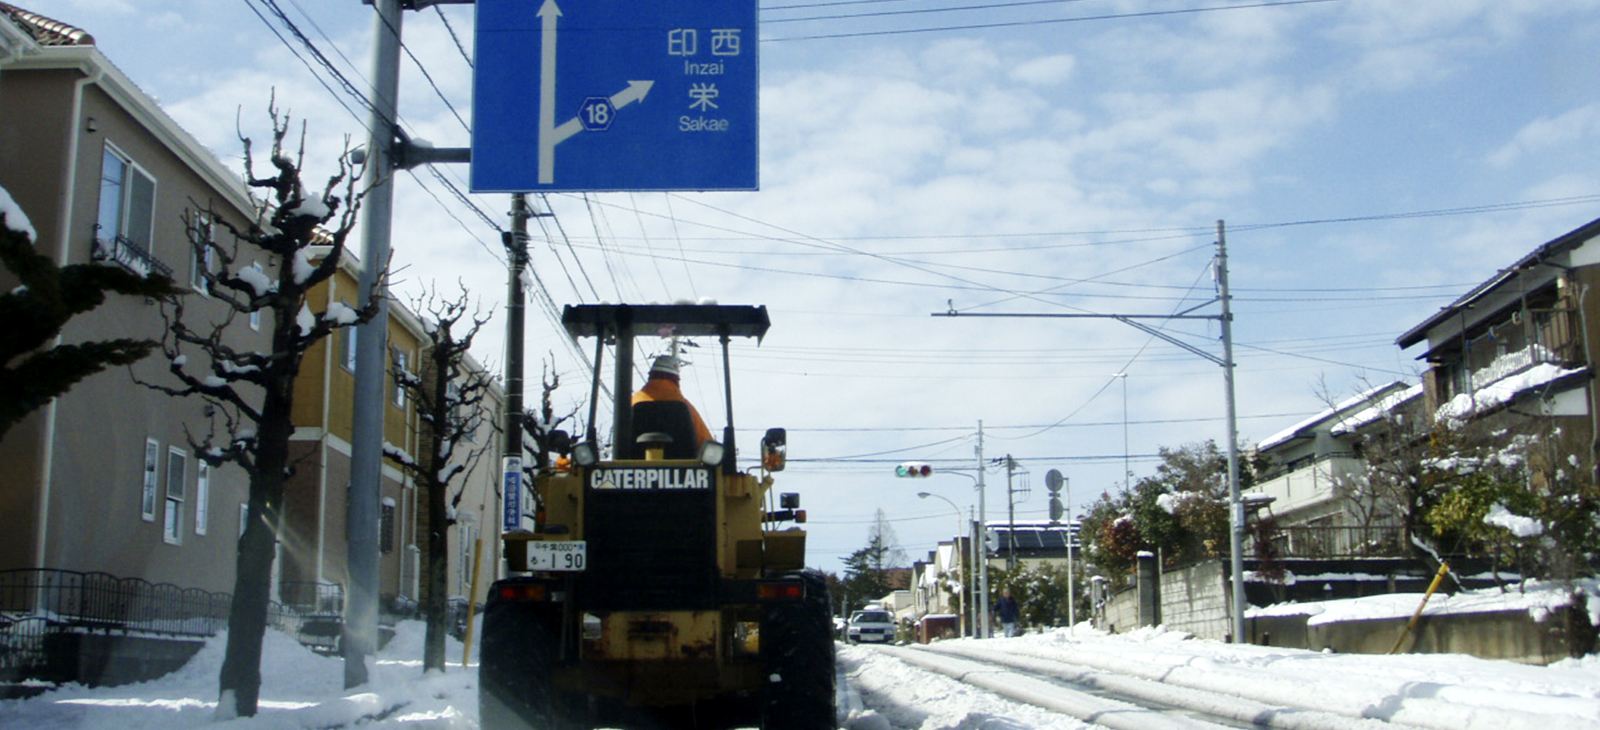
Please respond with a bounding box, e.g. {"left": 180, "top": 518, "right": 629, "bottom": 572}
{"left": 766, "top": 0, "right": 1105, "bottom": 24}
{"left": 766, "top": 0, "right": 1343, "bottom": 42}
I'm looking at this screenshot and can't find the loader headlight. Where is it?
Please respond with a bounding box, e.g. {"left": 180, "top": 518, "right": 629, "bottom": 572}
{"left": 698, "top": 440, "right": 725, "bottom": 467}
{"left": 573, "top": 441, "right": 599, "bottom": 467}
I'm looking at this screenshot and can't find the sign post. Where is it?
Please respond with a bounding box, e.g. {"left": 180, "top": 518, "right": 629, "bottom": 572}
{"left": 473, "top": 0, "right": 759, "bottom": 192}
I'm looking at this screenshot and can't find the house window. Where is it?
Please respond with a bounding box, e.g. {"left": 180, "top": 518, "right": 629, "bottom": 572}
{"left": 164, "top": 447, "right": 188, "bottom": 544}
{"left": 391, "top": 347, "right": 409, "bottom": 407}
{"left": 340, "top": 304, "right": 358, "bottom": 372}
{"left": 190, "top": 213, "right": 214, "bottom": 294}
{"left": 249, "top": 263, "right": 263, "bottom": 330}
{"left": 194, "top": 461, "right": 211, "bottom": 536}
{"left": 380, "top": 499, "right": 397, "bottom": 554}
{"left": 95, "top": 145, "right": 163, "bottom": 276}
{"left": 459, "top": 524, "right": 476, "bottom": 595}
{"left": 142, "top": 438, "right": 160, "bottom": 522}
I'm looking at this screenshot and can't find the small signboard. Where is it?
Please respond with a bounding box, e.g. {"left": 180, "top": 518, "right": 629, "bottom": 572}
{"left": 501, "top": 456, "right": 523, "bottom": 533}
{"left": 472, "top": 0, "right": 759, "bottom": 192}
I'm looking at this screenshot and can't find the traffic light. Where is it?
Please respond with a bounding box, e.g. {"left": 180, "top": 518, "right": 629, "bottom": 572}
{"left": 895, "top": 462, "right": 933, "bottom": 478}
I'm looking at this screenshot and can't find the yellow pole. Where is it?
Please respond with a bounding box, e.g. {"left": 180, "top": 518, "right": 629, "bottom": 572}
{"left": 1389, "top": 561, "right": 1449, "bottom": 654}
{"left": 461, "top": 536, "right": 485, "bottom": 667}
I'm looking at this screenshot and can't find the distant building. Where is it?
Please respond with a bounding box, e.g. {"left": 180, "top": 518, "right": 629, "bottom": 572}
{"left": 1245, "top": 381, "right": 1419, "bottom": 558}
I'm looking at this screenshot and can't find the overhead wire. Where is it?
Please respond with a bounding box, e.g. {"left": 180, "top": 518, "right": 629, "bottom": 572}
{"left": 765, "top": 0, "right": 1345, "bottom": 41}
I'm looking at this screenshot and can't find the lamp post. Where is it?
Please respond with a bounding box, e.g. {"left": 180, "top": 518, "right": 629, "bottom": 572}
{"left": 1113, "top": 372, "right": 1129, "bottom": 489}
{"left": 918, "top": 491, "right": 969, "bottom": 637}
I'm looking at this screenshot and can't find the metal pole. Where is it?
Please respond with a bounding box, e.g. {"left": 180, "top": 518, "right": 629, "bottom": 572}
{"left": 976, "top": 421, "right": 990, "bottom": 638}
{"left": 1065, "top": 475, "right": 1075, "bottom": 628}
{"left": 1218, "top": 219, "right": 1245, "bottom": 644}
{"left": 1005, "top": 455, "right": 1016, "bottom": 572}
{"left": 346, "top": 0, "right": 402, "bottom": 688}
{"left": 967, "top": 507, "right": 976, "bottom": 637}
{"left": 917, "top": 491, "right": 964, "bottom": 636}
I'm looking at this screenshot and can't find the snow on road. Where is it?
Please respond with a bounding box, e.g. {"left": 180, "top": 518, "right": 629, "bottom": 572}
{"left": 844, "top": 626, "right": 1600, "bottom": 730}
{"left": 4, "top": 621, "right": 1599, "bottom": 730}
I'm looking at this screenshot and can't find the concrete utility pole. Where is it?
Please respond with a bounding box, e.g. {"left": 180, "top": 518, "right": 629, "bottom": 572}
{"left": 1217, "top": 220, "right": 1245, "bottom": 645}
{"left": 1004, "top": 455, "right": 1018, "bottom": 571}
{"left": 934, "top": 222, "right": 1246, "bottom": 643}
{"left": 347, "top": 0, "right": 476, "bottom": 688}
{"left": 503, "top": 193, "right": 531, "bottom": 531}
{"left": 346, "top": 0, "right": 402, "bottom": 688}
{"left": 976, "top": 421, "right": 991, "bottom": 638}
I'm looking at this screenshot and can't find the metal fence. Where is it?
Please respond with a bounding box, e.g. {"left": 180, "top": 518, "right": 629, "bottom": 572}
{"left": 0, "top": 569, "right": 351, "bottom": 680}
{"left": 0, "top": 569, "right": 230, "bottom": 636}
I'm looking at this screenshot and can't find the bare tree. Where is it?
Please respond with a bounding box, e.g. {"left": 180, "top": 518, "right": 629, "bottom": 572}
{"left": 139, "top": 105, "right": 375, "bottom": 718}
{"left": 0, "top": 194, "right": 180, "bottom": 441}
{"left": 382, "top": 283, "right": 494, "bottom": 673}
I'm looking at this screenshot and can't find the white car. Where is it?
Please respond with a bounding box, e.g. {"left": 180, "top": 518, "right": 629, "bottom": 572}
{"left": 846, "top": 609, "right": 895, "bottom": 644}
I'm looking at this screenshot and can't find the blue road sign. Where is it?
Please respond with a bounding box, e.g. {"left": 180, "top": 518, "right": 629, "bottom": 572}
{"left": 472, "top": 0, "right": 759, "bottom": 192}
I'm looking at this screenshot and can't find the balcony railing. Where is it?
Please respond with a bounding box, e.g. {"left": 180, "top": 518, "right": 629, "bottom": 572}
{"left": 1246, "top": 524, "right": 1407, "bottom": 560}
{"left": 92, "top": 233, "right": 173, "bottom": 278}
{"left": 1247, "top": 456, "right": 1363, "bottom": 514}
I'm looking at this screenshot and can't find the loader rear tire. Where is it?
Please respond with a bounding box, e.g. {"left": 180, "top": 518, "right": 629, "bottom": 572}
{"left": 760, "top": 570, "right": 836, "bottom": 730}
{"left": 480, "top": 593, "right": 581, "bottom": 730}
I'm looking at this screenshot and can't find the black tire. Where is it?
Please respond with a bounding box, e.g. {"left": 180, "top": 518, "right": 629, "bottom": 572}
{"left": 760, "top": 570, "right": 836, "bottom": 730}
{"left": 480, "top": 589, "right": 581, "bottom": 730}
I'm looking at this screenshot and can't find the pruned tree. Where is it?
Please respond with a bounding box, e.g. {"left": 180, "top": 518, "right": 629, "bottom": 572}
{"left": 526, "top": 353, "right": 578, "bottom": 470}
{"left": 382, "top": 283, "right": 494, "bottom": 673}
{"left": 136, "top": 105, "right": 375, "bottom": 718}
{"left": 0, "top": 187, "right": 181, "bottom": 442}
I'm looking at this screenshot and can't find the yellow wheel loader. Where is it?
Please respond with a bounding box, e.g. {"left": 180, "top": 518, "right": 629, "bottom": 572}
{"left": 480, "top": 304, "right": 834, "bottom": 730}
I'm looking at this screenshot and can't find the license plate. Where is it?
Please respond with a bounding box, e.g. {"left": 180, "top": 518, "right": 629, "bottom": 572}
{"left": 527, "top": 541, "right": 587, "bottom": 571}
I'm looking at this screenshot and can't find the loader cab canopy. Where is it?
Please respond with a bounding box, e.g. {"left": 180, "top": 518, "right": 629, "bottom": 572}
{"left": 562, "top": 304, "right": 770, "bottom": 472}
{"left": 561, "top": 303, "right": 770, "bottom": 340}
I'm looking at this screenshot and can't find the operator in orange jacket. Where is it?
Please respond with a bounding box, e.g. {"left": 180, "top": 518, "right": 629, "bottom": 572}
{"left": 631, "top": 355, "right": 713, "bottom": 447}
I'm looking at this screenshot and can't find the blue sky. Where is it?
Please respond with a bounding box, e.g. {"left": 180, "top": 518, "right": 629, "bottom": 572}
{"left": 18, "top": 0, "right": 1600, "bottom": 570}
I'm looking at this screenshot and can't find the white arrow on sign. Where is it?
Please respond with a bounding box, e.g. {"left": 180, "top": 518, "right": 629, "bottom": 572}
{"left": 550, "top": 80, "right": 656, "bottom": 145}
{"left": 537, "top": 0, "right": 655, "bottom": 185}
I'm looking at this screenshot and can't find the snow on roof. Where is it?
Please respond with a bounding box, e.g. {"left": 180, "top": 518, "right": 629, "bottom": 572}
{"left": 1329, "top": 383, "right": 1423, "bottom": 436}
{"left": 1435, "top": 362, "right": 1587, "bottom": 422}
{"left": 1258, "top": 381, "right": 1410, "bottom": 451}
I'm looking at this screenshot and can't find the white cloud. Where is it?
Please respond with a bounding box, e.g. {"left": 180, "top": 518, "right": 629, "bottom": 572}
{"left": 1488, "top": 104, "right": 1600, "bottom": 168}
{"left": 1009, "top": 55, "right": 1076, "bottom": 87}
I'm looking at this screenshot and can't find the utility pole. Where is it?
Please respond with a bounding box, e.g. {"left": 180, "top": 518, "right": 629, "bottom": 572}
{"left": 346, "top": 0, "right": 402, "bottom": 689}
{"left": 1217, "top": 220, "right": 1245, "bottom": 645}
{"left": 935, "top": 222, "right": 1246, "bottom": 643}
{"left": 1004, "top": 455, "right": 1017, "bottom": 571}
{"left": 502, "top": 194, "right": 531, "bottom": 537}
{"left": 347, "top": 0, "right": 476, "bottom": 688}
{"left": 976, "top": 421, "right": 990, "bottom": 638}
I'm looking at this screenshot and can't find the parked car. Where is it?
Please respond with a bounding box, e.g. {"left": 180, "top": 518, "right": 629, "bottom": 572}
{"left": 846, "top": 609, "right": 895, "bottom": 644}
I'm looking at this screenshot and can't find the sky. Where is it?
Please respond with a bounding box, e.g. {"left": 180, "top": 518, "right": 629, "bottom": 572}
{"left": 10, "top": 0, "right": 1600, "bottom": 573}
{"left": 3, "top": 586, "right": 1598, "bottom": 729}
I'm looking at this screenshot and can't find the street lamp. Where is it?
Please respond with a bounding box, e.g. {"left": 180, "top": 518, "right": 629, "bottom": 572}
{"left": 918, "top": 491, "right": 970, "bottom": 637}
{"left": 1113, "top": 372, "right": 1129, "bottom": 490}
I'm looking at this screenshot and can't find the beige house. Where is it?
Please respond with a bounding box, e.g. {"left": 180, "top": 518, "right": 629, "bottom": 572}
{"left": 0, "top": 5, "right": 506, "bottom": 622}
{"left": 0, "top": 6, "right": 265, "bottom": 593}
